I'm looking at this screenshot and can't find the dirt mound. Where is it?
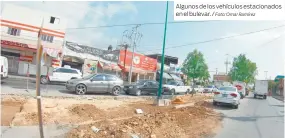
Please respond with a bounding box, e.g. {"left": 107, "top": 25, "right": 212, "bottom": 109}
{"left": 1, "top": 98, "right": 26, "bottom": 126}
{"left": 195, "top": 101, "right": 215, "bottom": 108}
{"left": 66, "top": 105, "right": 222, "bottom": 138}
{"left": 69, "top": 104, "right": 106, "bottom": 120}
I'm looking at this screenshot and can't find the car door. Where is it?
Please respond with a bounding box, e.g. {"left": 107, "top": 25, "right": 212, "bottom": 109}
{"left": 105, "top": 75, "right": 118, "bottom": 92}
{"left": 89, "top": 74, "right": 108, "bottom": 93}
{"left": 49, "top": 68, "right": 63, "bottom": 82}
{"left": 150, "top": 81, "right": 159, "bottom": 94}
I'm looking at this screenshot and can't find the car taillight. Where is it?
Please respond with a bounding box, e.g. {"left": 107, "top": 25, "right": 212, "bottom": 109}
{"left": 230, "top": 93, "right": 237, "bottom": 97}
{"left": 213, "top": 92, "right": 220, "bottom": 95}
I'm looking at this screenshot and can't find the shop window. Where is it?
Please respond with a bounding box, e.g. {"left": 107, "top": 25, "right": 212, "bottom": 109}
{"left": 41, "top": 34, "right": 54, "bottom": 43}
{"left": 7, "top": 28, "right": 21, "bottom": 36}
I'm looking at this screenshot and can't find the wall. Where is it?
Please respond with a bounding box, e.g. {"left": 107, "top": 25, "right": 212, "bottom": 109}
{"left": 1, "top": 3, "right": 67, "bottom": 50}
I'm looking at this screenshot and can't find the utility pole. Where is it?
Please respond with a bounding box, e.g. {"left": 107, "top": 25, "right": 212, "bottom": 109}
{"left": 264, "top": 71, "right": 268, "bottom": 80}
{"left": 128, "top": 25, "right": 142, "bottom": 84}
{"left": 215, "top": 68, "right": 218, "bottom": 75}
{"left": 36, "top": 18, "right": 44, "bottom": 138}
{"left": 225, "top": 54, "right": 231, "bottom": 74}
{"left": 157, "top": 1, "right": 169, "bottom": 103}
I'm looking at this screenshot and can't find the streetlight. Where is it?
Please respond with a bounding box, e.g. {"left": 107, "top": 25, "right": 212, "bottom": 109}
{"left": 157, "top": 1, "right": 169, "bottom": 104}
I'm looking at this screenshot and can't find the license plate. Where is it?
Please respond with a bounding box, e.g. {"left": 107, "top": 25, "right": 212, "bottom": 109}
{"left": 222, "top": 94, "right": 228, "bottom": 97}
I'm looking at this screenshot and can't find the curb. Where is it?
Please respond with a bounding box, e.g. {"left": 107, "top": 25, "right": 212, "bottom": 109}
{"left": 7, "top": 76, "right": 36, "bottom": 81}
{"left": 272, "top": 96, "right": 285, "bottom": 102}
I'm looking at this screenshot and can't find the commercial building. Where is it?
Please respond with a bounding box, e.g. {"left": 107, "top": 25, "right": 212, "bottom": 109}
{"left": 146, "top": 54, "right": 183, "bottom": 84}
{"left": 62, "top": 41, "right": 158, "bottom": 82}
{"left": 1, "top": 4, "right": 67, "bottom": 75}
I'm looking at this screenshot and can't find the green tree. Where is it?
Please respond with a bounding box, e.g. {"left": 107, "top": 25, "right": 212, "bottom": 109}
{"left": 181, "top": 49, "right": 210, "bottom": 92}
{"left": 228, "top": 54, "right": 258, "bottom": 83}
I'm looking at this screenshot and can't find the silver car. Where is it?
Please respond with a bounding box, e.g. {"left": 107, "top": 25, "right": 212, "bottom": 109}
{"left": 66, "top": 73, "right": 123, "bottom": 95}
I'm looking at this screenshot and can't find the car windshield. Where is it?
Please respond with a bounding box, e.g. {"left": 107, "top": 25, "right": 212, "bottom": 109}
{"left": 219, "top": 87, "right": 236, "bottom": 91}
{"left": 82, "top": 74, "right": 96, "bottom": 79}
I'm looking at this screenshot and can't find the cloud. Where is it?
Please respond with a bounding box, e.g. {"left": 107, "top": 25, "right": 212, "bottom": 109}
{"left": 2, "top": 1, "right": 137, "bottom": 47}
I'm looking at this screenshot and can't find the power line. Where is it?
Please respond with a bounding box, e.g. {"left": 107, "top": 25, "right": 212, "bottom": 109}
{"left": 138, "top": 24, "right": 285, "bottom": 54}
{"left": 61, "top": 20, "right": 218, "bottom": 30}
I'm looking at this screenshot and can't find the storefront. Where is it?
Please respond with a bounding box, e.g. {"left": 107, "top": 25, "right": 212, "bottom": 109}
{"left": 118, "top": 50, "right": 157, "bottom": 82}
{"left": 63, "top": 41, "right": 121, "bottom": 77}
{"left": 1, "top": 40, "right": 61, "bottom": 76}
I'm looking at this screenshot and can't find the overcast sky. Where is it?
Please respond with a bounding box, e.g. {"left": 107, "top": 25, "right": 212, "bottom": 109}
{"left": 2, "top": 1, "right": 284, "bottom": 80}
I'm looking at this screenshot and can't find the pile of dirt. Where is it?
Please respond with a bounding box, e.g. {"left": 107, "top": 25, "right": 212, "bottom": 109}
{"left": 195, "top": 101, "right": 215, "bottom": 108}
{"left": 69, "top": 104, "right": 107, "bottom": 120}
{"left": 66, "top": 105, "right": 222, "bottom": 138}
{"left": 1, "top": 97, "right": 26, "bottom": 126}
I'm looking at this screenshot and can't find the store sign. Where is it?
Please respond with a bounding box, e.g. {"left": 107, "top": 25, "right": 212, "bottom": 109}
{"left": 118, "top": 50, "right": 157, "bottom": 72}
{"left": 1, "top": 40, "right": 29, "bottom": 48}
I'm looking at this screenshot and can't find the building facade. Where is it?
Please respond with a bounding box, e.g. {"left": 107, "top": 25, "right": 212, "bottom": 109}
{"left": 1, "top": 4, "right": 67, "bottom": 75}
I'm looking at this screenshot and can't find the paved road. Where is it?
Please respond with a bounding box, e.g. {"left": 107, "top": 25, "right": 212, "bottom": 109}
{"left": 214, "top": 94, "right": 284, "bottom": 138}
{"left": 0, "top": 78, "right": 175, "bottom": 99}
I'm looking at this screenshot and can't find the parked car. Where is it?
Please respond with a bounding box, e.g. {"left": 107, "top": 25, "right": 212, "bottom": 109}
{"left": 41, "top": 67, "right": 82, "bottom": 84}
{"left": 213, "top": 86, "right": 241, "bottom": 109}
{"left": 0, "top": 56, "right": 8, "bottom": 80}
{"left": 163, "top": 80, "right": 191, "bottom": 95}
{"left": 124, "top": 80, "right": 159, "bottom": 96}
{"left": 203, "top": 85, "right": 217, "bottom": 93}
{"left": 66, "top": 73, "right": 123, "bottom": 95}
{"left": 194, "top": 85, "right": 204, "bottom": 93}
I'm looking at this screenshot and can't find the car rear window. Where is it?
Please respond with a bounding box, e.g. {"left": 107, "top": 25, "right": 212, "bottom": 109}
{"left": 219, "top": 87, "right": 236, "bottom": 91}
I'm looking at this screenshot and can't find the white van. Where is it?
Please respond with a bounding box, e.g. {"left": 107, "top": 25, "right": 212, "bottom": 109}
{"left": 0, "top": 56, "right": 8, "bottom": 79}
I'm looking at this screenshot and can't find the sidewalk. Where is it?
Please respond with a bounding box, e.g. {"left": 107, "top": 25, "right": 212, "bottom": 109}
{"left": 1, "top": 124, "right": 75, "bottom": 138}
{"left": 272, "top": 95, "right": 285, "bottom": 102}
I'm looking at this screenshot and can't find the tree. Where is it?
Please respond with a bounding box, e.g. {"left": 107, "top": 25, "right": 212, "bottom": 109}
{"left": 181, "top": 49, "right": 210, "bottom": 92}
{"left": 228, "top": 54, "right": 258, "bottom": 84}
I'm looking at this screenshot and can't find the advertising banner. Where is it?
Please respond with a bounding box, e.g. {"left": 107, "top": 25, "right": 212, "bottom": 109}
{"left": 118, "top": 50, "right": 157, "bottom": 72}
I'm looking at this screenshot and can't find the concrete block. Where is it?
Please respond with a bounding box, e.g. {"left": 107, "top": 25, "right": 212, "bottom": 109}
{"left": 154, "top": 99, "right": 171, "bottom": 106}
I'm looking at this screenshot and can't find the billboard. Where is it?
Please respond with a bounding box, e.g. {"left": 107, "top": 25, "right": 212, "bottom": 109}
{"left": 118, "top": 50, "right": 157, "bottom": 72}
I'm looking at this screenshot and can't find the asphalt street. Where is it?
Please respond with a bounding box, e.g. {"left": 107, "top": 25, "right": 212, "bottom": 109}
{"left": 214, "top": 94, "right": 284, "bottom": 138}
{"left": 0, "top": 77, "right": 173, "bottom": 98}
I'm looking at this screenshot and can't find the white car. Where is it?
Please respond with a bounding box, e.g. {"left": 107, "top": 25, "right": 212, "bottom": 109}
{"left": 41, "top": 67, "right": 82, "bottom": 84}
{"left": 163, "top": 80, "right": 191, "bottom": 95}
{"left": 213, "top": 86, "right": 241, "bottom": 109}
{"left": 0, "top": 56, "right": 8, "bottom": 79}
{"left": 203, "top": 85, "right": 217, "bottom": 93}
{"left": 194, "top": 85, "right": 204, "bottom": 93}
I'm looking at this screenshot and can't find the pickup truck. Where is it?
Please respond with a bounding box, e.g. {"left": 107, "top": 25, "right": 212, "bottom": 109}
{"left": 253, "top": 80, "right": 268, "bottom": 99}
{"left": 163, "top": 80, "right": 191, "bottom": 95}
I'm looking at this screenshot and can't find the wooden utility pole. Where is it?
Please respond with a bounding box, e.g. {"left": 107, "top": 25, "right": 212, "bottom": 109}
{"left": 225, "top": 54, "right": 231, "bottom": 74}
{"left": 36, "top": 18, "right": 44, "bottom": 138}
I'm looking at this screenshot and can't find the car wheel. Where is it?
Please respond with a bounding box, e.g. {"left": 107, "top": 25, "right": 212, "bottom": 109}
{"left": 135, "top": 89, "right": 141, "bottom": 96}
{"left": 75, "top": 84, "right": 87, "bottom": 95}
{"left": 213, "top": 101, "right": 217, "bottom": 106}
{"left": 40, "top": 76, "right": 49, "bottom": 84}
{"left": 233, "top": 104, "right": 239, "bottom": 109}
{"left": 171, "top": 89, "right": 176, "bottom": 95}
{"left": 263, "top": 95, "right": 267, "bottom": 99}
{"left": 112, "top": 86, "right": 121, "bottom": 96}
